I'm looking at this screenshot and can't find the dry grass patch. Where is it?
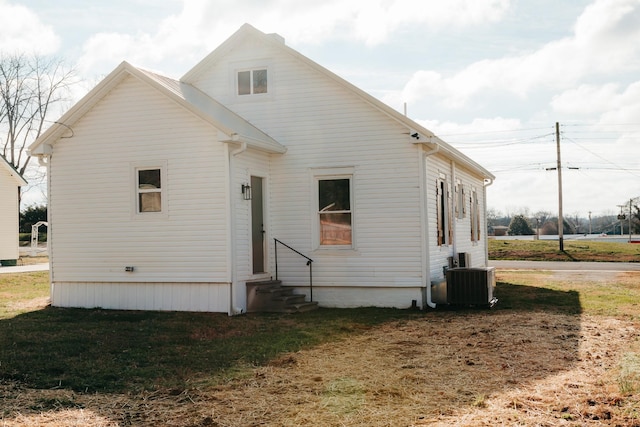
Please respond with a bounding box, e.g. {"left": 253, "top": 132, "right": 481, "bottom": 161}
{"left": 2, "top": 311, "right": 639, "bottom": 426}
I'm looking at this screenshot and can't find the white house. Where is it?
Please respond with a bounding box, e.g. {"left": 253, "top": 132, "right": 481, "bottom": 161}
{"left": 28, "top": 24, "right": 494, "bottom": 313}
{"left": 0, "top": 154, "right": 27, "bottom": 265}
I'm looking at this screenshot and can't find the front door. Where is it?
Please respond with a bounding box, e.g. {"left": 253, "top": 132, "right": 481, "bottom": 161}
{"left": 251, "top": 176, "right": 265, "bottom": 273}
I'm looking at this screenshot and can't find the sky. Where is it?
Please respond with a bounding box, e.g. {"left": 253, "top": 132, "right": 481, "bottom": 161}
{"left": 2, "top": 0, "right": 640, "bottom": 217}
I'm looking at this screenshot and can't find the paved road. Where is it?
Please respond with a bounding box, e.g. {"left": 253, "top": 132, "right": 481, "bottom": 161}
{"left": 489, "top": 260, "right": 640, "bottom": 271}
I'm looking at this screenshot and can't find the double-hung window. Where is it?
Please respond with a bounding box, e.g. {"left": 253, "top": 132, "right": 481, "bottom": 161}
{"left": 316, "top": 172, "right": 353, "bottom": 248}
{"left": 134, "top": 164, "right": 166, "bottom": 215}
{"left": 237, "top": 68, "right": 268, "bottom": 95}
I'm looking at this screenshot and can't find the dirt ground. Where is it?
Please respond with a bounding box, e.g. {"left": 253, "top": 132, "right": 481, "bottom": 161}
{"left": 1, "top": 272, "right": 640, "bottom": 426}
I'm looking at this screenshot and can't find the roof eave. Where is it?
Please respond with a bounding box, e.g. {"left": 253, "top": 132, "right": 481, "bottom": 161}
{"left": 29, "top": 61, "right": 135, "bottom": 154}
{"left": 413, "top": 139, "right": 495, "bottom": 180}
{"left": 0, "top": 155, "right": 28, "bottom": 186}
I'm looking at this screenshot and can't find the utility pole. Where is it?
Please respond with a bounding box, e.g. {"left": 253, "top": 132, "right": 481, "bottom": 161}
{"left": 556, "top": 122, "right": 564, "bottom": 251}
{"left": 588, "top": 211, "right": 592, "bottom": 235}
{"left": 629, "top": 199, "right": 633, "bottom": 243}
{"left": 617, "top": 205, "right": 626, "bottom": 236}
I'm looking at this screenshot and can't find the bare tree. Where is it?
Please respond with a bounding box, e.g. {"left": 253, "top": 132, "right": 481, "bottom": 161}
{"left": 0, "top": 53, "right": 75, "bottom": 202}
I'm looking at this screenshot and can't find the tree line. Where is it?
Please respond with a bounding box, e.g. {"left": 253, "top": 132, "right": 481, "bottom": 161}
{"left": 488, "top": 207, "right": 640, "bottom": 236}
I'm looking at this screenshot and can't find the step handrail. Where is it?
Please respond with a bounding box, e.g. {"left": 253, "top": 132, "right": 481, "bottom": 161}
{"left": 274, "top": 238, "right": 314, "bottom": 301}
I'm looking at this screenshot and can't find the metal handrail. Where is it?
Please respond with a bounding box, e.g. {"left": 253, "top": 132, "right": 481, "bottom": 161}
{"left": 274, "top": 238, "right": 314, "bottom": 301}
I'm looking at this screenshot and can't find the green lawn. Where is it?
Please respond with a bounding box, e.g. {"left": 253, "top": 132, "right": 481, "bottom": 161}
{"left": 489, "top": 239, "right": 640, "bottom": 262}
{"left": 1, "top": 258, "right": 639, "bottom": 395}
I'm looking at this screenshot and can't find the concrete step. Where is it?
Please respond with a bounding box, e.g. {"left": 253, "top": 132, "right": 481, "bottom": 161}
{"left": 246, "top": 279, "right": 317, "bottom": 313}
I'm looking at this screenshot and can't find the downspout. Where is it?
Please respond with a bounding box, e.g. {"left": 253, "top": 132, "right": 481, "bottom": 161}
{"left": 421, "top": 143, "right": 439, "bottom": 309}
{"left": 450, "top": 160, "right": 457, "bottom": 257}
{"left": 483, "top": 177, "right": 494, "bottom": 266}
{"left": 227, "top": 137, "right": 246, "bottom": 315}
{"left": 36, "top": 154, "right": 54, "bottom": 300}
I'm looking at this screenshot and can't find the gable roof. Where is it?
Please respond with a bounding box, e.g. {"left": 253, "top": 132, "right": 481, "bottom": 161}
{"left": 0, "top": 153, "right": 28, "bottom": 186}
{"left": 29, "top": 61, "right": 286, "bottom": 156}
{"left": 182, "top": 24, "right": 494, "bottom": 180}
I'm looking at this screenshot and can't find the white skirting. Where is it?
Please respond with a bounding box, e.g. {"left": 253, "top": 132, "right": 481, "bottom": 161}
{"left": 51, "top": 281, "right": 231, "bottom": 313}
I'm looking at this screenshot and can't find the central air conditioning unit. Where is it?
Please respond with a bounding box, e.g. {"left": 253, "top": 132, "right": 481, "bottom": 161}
{"left": 447, "top": 267, "right": 497, "bottom": 306}
{"left": 437, "top": 266, "right": 497, "bottom": 307}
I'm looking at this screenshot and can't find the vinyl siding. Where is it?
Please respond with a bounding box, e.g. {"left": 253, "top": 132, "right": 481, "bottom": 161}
{"left": 49, "top": 75, "right": 230, "bottom": 287}
{"left": 426, "top": 153, "right": 488, "bottom": 282}
{"left": 45, "top": 31, "right": 491, "bottom": 312}
{"left": 230, "top": 148, "right": 271, "bottom": 309}
{"left": 0, "top": 170, "right": 20, "bottom": 260}
{"left": 191, "top": 38, "right": 425, "bottom": 308}
{"left": 51, "top": 281, "right": 230, "bottom": 312}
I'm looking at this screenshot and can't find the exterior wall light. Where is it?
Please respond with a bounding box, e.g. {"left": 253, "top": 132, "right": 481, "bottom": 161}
{"left": 242, "top": 184, "right": 252, "bottom": 200}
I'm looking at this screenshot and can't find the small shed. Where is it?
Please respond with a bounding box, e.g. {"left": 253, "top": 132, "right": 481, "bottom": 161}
{"left": 0, "top": 154, "right": 27, "bottom": 264}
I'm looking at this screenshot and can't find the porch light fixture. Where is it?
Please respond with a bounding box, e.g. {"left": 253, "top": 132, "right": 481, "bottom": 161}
{"left": 241, "top": 183, "right": 252, "bottom": 200}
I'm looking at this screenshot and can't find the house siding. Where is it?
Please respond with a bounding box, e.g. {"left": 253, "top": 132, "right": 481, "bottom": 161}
{"left": 426, "top": 152, "right": 488, "bottom": 283}
{"left": 190, "top": 37, "right": 425, "bottom": 308}
{"left": 49, "top": 75, "right": 231, "bottom": 310}
{"left": 34, "top": 26, "right": 493, "bottom": 313}
{"left": 230, "top": 147, "right": 272, "bottom": 310}
{"left": 0, "top": 168, "right": 20, "bottom": 261}
{"left": 51, "top": 281, "right": 229, "bottom": 312}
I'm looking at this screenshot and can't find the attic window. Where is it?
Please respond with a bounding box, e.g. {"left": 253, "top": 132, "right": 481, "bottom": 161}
{"left": 238, "top": 68, "right": 268, "bottom": 95}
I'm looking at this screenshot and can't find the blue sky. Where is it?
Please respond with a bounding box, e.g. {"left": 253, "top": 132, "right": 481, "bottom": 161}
{"left": 3, "top": 0, "right": 639, "bottom": 217}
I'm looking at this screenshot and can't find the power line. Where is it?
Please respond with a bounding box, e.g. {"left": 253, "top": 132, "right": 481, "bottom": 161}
{"left": 563, "top": 136, "right": 640, "bottom": 180}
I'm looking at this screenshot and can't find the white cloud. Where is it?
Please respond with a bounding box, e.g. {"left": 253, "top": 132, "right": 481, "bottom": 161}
{"left": 400, "top": 0, "right": 640, "bottom": 109}
{"left": 76, "top": 0, "right": 513, "bottom": 77}
{"left": 551, "top": 83, "right": 620, "bottom": 115}
{"left": 0, "top": 1, "right": 59, "bottom": 54}
{"left": 417, "top": 117, "right": 523, "bottom": 139}
{"left": 347, "top": 0, "right": 511, "bottom": 46}
{"left": 598, "top": 81, "right": 640, "bottom": 125}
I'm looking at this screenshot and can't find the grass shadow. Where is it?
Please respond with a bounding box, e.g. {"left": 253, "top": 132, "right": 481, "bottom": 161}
{"left": 494, "top": 280, "right": 582, "bottom": 314}
{"left": 0, "top": 306, "right": 419, "bottom": 394}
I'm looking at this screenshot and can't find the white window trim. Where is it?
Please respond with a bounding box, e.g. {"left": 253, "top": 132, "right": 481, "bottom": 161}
{"left": 131, "top": 161, "right": 168, "bottom": 219}
{"left": 311, "top": 167, "right": 356, "bottom": 251}
{"left": 231, "top": 60, "right": 274, "bottom": 102}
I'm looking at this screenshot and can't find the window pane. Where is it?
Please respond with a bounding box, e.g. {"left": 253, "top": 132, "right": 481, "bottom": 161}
{"left": 238, "top": 70, "right": 250, "bottom": 95}
{"left": 139, "top": 169, "right": 161, "bottom": 189}
{"left": 320, "top": 213, "right": 352, "bottom": 245}
{"left": 253, "top": 69, "right": 268, "bottom": 94}
{"left": 319, "top": 179, "right": 350, "bottom": 211}
{"left": 139, "top": 192, "right": 161, "bottom": 212}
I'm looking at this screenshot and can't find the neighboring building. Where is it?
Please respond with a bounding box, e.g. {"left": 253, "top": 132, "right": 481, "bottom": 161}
{"left": 0, "top": 154, "right": 27, "bottom": 264}
{"left": 28, "top": 24, "right": 494, "bottom": 313}
{"left": 490, "top": 226, "right": 509, "bottom": 237}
